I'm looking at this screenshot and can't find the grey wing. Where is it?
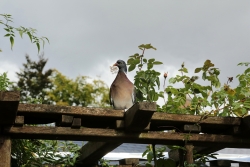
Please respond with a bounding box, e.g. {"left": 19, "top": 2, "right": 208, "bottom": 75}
{"left": 109, "top": 87, "right": 114, "bottom": 107}
{"left": 132, "top": 87, "right": 136, "bottom": 104}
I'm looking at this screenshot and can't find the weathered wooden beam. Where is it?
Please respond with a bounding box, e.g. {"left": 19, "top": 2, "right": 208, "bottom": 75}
{"left": 116, "top": 120, "right": 150, "bottom": 130}
{"left": 242, "top": 115, "right": 250, "bottom": 130}
{"left": 183, "top": 124, "right": 201, "bottom": 133}
{"left": 0, "top": 91, "right": 20, "bottom": 125}
{"left": 125, "top": 102, "right": 156, "bottom": 131}
{"left": 78, "top": 142, "right": 121, "bottom": 165}
{"left": 5, "top": 126, "right": 250, "bottom": 147}
{"left": 228, "top": 126, "right": 241, "bottom": 135}
{"left": 79, "top": 102, "right": 155, "bottom": 165}
{"left": 0, "top": 136, "right": 11, "bottom": 167}
{"left": 185, "top": 144, "right": 194, "bottom": 165}
{"left": 14, "top": 116, "right": 24, "bottom": 127}
{"left": 71, "top": 118, "right": 81, "bottom": 129}
{"left": 56, "top": 115, "right": 73, "bottom": 126}
{"left": 18, "top": 103, "right": 124, "bottom": 118}
{"left": 17, "top": 103, "right": 242, "bottom": 129}
{"left": 152, "top": 112, "right": 241, "bottom": 125}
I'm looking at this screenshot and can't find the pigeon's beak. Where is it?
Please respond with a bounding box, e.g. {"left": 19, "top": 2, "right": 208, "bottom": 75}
{"left": 113, "top": 63, "right": 118, "bottom": 66}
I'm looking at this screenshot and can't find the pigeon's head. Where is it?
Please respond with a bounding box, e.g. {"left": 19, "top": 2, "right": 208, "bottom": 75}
{"left": 113, "top": 60, "right": 127, "bottom": 73}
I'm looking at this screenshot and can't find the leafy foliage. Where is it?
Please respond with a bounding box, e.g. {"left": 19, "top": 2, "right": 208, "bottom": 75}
{"left": 10, "top": 54, "right": 109, "bottom": 166}
{"left": 12, "top": 139, "right": 82, "bottom": 167}
{"left": 127, "top": 44, "right": 163, "bottom": 102}
{"left": 138, "top": 145, "right": 176, "bottom": 167}
{"left": 15, "top": 54, "right": 53, "bottom": 104}
{"left": 161, "top": 59, "right": 250, "bottom": 117}
{"left": 0, "top": 72, "right": 12, "bottom": 90}
{"left": 127, "top": 44, "right": 250, "bottom": 117}
{"left": 47, "top": 70, "right": 109, "bottom": 107}
{"left": 99, "top": 159, "right": 118, "bottom": 167}
{"left": 0, "top": 13, "right": 49, "bottom": 53}
{"left": 127, "top": 44, "right": 250, "bottom": 167}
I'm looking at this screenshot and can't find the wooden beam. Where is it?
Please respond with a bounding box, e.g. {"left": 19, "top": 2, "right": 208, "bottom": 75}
{"left": 5, "top": 126, "right": 250, "bottom": 147}
{"left": 116, "top": 120, "right": 150, "bottom": 130}
{"left": 242, "top": 115, "right": 250, "bottom": 130}
{"left": 152, "top": 112, "right": 241, "bottom": 125}
{"left": 0, "top": 91, "right": 20, "bottom": 125}
{"left": 17, "top": 103, "right": 242, "bottom": 129}
{"left": 0, "top": 136, "right": 11, "bottom": 167}
{"left": 71, "top": 118, "right": 81, "bottom": 129}
{"left": 0, "top": 91, "right": 20, "bottom": 101}
{"left": 18, "top": 103, "right": 124, "bottom": 118}
{"left": 183, "top": 124, "right": 201, "bottom": 133}
{"left": 56, "top": 115, "right": 73, "bottom": 126}
{"left": 125, "top": 102, "right": 156, "bottom": 131}
{"left": 185, "top": 144, "right": 194, "bottom": 165}
{"left": 14, "top": 116, "right": 24, "bottom": 127}
{"left": 79, "top": 102, "right": 155, "bottom": 165}
{"left": 78, "top": 142, "right": 121, "bottom": 165}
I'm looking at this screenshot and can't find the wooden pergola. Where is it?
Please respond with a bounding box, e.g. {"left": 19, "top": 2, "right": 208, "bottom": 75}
{"left": 1, "top": 91, "right": 250, "bottom": 167}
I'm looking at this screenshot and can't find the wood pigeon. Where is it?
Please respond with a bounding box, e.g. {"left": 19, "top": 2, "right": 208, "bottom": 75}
{"left": 110, "top": 60, "right": 136, "bottom": 110}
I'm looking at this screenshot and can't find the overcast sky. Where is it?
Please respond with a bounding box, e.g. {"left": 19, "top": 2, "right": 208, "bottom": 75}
{"left": 1, "top": 1, "right": 250, "bottom": 90}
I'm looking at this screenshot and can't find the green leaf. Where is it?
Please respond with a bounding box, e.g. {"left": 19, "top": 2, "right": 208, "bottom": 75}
{"left": 134, "top": 58, "right": 141, "bottom": 65}
{"left": 153, "top": 93, "right": 158, "bottom": 101}
{"left": 36, "top": 43, "right": 40, "bottom": 53}
{"left": 19, "top": 30, "right": 24, "bottom": 38}
{"left": 238, "top": 62, "right": 250, "bottom": 66}
{"left": 138, "top": 87, "right": 147, "bottom": 95}
{"left": 138, "top": 43, "right": 157, "bottom": 50}
{"left": 169, "top": 78, "right": 176, "bottom": 84}
{"left": 182, "top": 67, "right": 188, "bottom": 73}
{"left": 203, "top": 59, "right": 214, "bottom": 70}
{"left": 4, "top": 34, "right": 11, "bottom": 37}
{"left": 4, "top": 28, "right": 10, "bottom": 32}
{"left": 153, "top": 61, "right": 163, "bottom": 65}
{"left": 156, "top": 77, "right": 160, "bottom": 89}
{"left": 195, "top": 67, "right": 202, "bottom": 73}
{"left": 142, "top": 149, "right": 149, "bottom": 157}
{"left": 244, "top": 68, "right": 250, "bottom": 74}
{"left": 10, "top": 36, "right": 14, "bottom": 50}
{"left": 147, "top": 151, "right": 154, "bottom": 162}
{"left": 202, "top": 72, "right": 206, "bottom": 80}
{"left": 127, "top": 58, "right": 134, "bottom": 64}
{"left": 27, "top": 31, "right": 33, "bottom": 42}
{"left": 143, "top": 58, "right": 147, "bottom": 63}
{"left": 148, "top": 58, "right": 155, "bottom": 63}
{"left": 147, "top": 63, "right": 153, "bottom": 70}
{"left": 42, "top": 36, "right": 50, "bottom": 44}
{"left": 128, "top": 64, "right": 136, "bottom": 72}
{"left": 41, "top": 38, "right": 45, "bottom": 49}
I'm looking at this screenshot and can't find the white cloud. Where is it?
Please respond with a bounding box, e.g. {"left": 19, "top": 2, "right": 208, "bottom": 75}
{"left": 0, "top": 61, "right": 19, "bottom": 82}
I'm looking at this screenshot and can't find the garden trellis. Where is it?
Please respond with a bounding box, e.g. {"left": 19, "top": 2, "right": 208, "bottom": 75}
{"left": 1, "top": 91, "right": 250, "bottom": 167}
